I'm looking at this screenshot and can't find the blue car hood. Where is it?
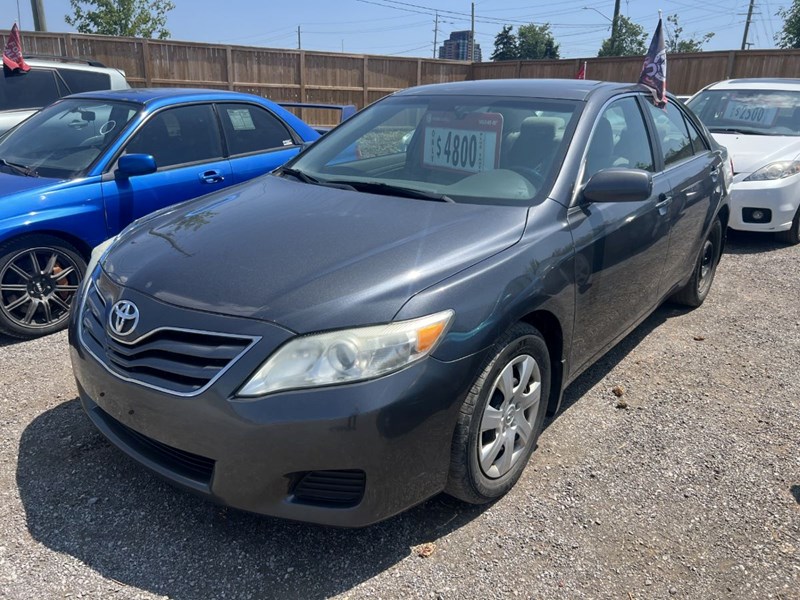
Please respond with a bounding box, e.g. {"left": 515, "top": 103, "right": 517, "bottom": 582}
{"left": 0, "top": 172, "right": 62, "bottom": 199}
{"left": 103, "top": 176, "right": 527, "bottom": 333}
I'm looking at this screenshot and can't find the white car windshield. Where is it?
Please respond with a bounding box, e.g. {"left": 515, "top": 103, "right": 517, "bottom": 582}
{"left": 288, "top": 95, "right": 580, "bottom": 205}
{"left": 0, "top": 98, "right": 140, "bottom": 179}
{"left": 688, "top": 89, "right": 800, "bottom": 136}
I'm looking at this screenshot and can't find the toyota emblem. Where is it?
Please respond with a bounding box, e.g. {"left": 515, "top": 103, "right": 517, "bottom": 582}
{"left": 109, "top": 300, "right": 140, "bottom": 336}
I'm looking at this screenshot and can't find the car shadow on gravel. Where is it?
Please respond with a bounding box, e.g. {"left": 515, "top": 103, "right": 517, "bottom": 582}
{"left": 0, "top": 333, "right": 26, "bottom": 347}
{"left": 17, "top": 398, "right": 489, "bottom": 600}
{"left": 553, "top": 303, "right": 684, "bottom": 416}
{"left": 724, "top": 230, "right": 790, "bottom": 255}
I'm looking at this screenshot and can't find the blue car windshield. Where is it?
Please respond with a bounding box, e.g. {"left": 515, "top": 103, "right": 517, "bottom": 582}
{"left": 289, "top": 94, "right": 580, "bottom": 205}
{"left": 0, "top": 98, "right": 140, "bottom": 179}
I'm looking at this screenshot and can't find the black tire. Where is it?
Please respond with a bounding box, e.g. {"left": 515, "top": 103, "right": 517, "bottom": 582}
{"left": 775, "top": 207, "right": 800, "bottom": 245}
{"left": 671, "top": 218, "right": 722, "bottom": 308}
{"left": 0, "top": 235, "right": 86, "bottom": 339}
{"left": 445, "top": 322, "right": 551, "bottom": 504}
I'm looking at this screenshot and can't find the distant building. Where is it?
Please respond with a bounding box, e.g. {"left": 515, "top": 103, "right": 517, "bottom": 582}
{"left": 438, "top": 30, "right": 482, "bottom": 62}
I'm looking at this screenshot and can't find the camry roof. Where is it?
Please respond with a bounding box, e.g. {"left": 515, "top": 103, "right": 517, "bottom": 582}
{"left": 395, "top": 78, "right": 641, "bottom": 101}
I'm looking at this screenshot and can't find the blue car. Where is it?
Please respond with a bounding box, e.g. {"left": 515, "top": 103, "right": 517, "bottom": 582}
{"left": 0, "top": 88, "right": 319, "bottom": 338}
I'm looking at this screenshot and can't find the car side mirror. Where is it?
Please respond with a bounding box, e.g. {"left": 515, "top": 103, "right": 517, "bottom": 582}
{"left": 117, "top": 154, "right": 157, "bottom": 178}
{"left": 583, "top": 168, "right": 653, "bottom": 203}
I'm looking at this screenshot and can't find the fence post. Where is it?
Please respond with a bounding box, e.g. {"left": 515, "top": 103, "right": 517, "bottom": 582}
{"left": 363, "top": 56, "right": 369, "bottom": 109}
{"left": 63, "top": 33, "right": 73, "bottom": 57}
{"left": 225, "top": 46, "right": 234, "bottom": 91}
{"left": 141, "top": 39, "right": 152, "bottom": 86}
{"left": 299, "top": 50, "right": 306, "bottom": 103}
{"left": 416, "top": 58, "right": 422, "bottom": 87}
{"left": 726, "top": 51, "right": 737, "bottom": 79}
{"left": 516, "top": 60, "right": 523, "bottom": 78}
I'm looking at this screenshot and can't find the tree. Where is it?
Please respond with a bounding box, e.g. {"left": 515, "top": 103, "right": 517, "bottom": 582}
{"left": 597, "top": 15, "right": 647, "bottom": 57}
{"left": 66, "top": 0, "right": 176, "bottom": 39}
{"left": 665, "top": 14, "right": 714, "bottom": 53}
{"left": 517, "top": 23, "right": 560, "bottom": 59}
{"left": 491, "top": 25, "right": 518, "bottom": 61}
{"left": 776, "top": 0, "right": 800, "bottom": 48}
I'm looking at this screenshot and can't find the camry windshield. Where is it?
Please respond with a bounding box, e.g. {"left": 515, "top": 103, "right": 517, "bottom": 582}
{"left": 0, "top": 98, "right": 140, "bottom": 178}
{"left": 287, "top": 95, "right": 579, "bottom": 204}
{"left": 688, "top": 89, "right": 800, "bottom": 136}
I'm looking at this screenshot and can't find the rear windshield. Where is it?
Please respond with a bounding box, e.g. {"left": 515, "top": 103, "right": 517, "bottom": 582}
{"left": 688, "top": 89, "right": 800, "bottom": 136}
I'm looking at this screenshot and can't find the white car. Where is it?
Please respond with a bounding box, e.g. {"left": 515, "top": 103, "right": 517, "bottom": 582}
{"left": 688, "top": 78, "right": 800, "bottom": 244}
{"left": 0, "top": 56, "right": 129, "bottom": 134}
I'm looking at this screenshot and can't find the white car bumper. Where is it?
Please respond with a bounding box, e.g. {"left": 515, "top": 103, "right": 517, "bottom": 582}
{"left": 728, "top": 173, "right": 800, "bottom": 232}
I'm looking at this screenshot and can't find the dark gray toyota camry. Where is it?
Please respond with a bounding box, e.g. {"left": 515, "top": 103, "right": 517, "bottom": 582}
{"left": 69, "top": 79, "right": 730, "bottom": 526}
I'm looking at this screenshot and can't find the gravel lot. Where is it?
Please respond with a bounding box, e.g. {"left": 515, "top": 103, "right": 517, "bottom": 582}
{"left": 1, "top": 230, "right": 798, "bottom": 600}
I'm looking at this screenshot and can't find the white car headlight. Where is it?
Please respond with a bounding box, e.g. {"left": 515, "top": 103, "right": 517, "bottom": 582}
{"left": 85, "top": 235, "right": 118, "bottom": 276}
{"left": 744, "top": 161, "right": 800, "bottom": 181}
{"left": 238, "top": 310, "right": 454, "bottom": 397}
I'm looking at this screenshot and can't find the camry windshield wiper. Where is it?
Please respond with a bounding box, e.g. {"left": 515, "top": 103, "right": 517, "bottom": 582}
{"left": 276, "top": 166, "right": 321, "bottom": 184}
{"left": 327, "top": 180, "right": 455, "bottom": 203}
{"left": 0, "top": 158, "right": 38, "bottom": 177}
{"left": 708, "top": 126, "right": 772, "bottom": 136}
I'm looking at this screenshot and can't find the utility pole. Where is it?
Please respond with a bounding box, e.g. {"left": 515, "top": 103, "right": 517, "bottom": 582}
{"left": 433, "top": 11, "right": 439, "bottom": 58}
{"left": 470, "top": 2, "right": 475, "bottom": 61}
{"left": 30, "top": 0, "right": 47, "bottom": 31}
{"left": 741, "top": 0, "right": 755, "bottom": 50}
{"left": 297, "top": 26, "right": 301, "bottom": 50}
{"left": 611, "top": 0, "right": 621, "bottom": 52}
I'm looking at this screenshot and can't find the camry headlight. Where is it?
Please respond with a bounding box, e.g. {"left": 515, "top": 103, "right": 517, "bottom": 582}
{"left": 744, "top": 161, "right": 800, "bottom": 181}
{"left": 85, "top": 235, "right": 118, "bottom": 276}
{"left": 238, "top": 310, "right": 454, "bottom": 397}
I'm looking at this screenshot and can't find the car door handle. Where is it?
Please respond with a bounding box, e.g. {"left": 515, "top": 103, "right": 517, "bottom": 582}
{"left": 199, "top": 169, "right": 224, "bottom": 184}
{"left": 710, "top": 166, "right": 720, "bottom": 177}
{"left": 655, "top": 194, "right": 672, "bottom": 209}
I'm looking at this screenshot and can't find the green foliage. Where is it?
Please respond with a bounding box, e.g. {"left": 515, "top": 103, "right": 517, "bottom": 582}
{"left": 776, "top": 0, "right": 800, "bottom": 48}
{"left": 491, "top": 25, "right": 519, "bottom": 61}
{"left": 65, "top": 0, "right": 176, "bottom": 39}
{"left": 517, "top": 23, "right": 560, "bottom": 59}
{"left": 597, "top": 15, "right": 647, "bottom": 57}
{"left": 665, "top": 14, "right": 714, "bottom": 53}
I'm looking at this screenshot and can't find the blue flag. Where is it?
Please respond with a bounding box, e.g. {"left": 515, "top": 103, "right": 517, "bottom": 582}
{"left": 639, "top": 18, "right": 667, "bottom": 108}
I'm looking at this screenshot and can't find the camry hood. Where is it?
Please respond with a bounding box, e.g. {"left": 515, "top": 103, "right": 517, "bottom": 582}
{"left": 103, "top": 176, "right": 527, "bottom": 333}
{"left": 712, "top": 133, "right": 800, "bottom": 175}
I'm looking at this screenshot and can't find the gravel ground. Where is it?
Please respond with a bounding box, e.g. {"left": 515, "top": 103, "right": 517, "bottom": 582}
{"left": 0, "top": 230, "right": 798, "bottom": 600}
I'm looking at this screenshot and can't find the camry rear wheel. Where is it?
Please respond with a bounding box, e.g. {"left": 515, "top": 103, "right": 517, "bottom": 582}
{"left": 0, "top": 235, "right": 86, "bottom": 339}
{"left": 445, "top": 323, "right": 550, "bottom": 504}
{"left": 671, "top": 218, "right": 722, "bottom": 308}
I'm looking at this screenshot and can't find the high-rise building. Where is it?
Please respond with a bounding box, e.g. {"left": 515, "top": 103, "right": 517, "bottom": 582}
{"left": 438, "top": 31, "right": 482, "bottom": 62}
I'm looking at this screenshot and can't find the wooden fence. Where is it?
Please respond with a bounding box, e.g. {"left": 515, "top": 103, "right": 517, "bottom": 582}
{"left": 4, "top": 30, "right": 800, "bottom": 112}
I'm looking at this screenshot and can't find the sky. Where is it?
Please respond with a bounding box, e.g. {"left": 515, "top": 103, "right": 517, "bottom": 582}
{"left": 5, "top": 0, "right": 794, "bottom": 59}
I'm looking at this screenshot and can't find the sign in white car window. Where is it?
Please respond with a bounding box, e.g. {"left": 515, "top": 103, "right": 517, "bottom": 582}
{"left": 722, "top": 100, "right": 778, "bottom": 127}
{"left": 227, "top": 108, "right": 256, "bottom": 131}
{"left": 422, "top": 112, "right": 503, "bottom": 173}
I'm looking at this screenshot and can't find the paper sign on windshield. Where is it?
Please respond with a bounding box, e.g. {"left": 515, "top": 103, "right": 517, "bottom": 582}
{"left": 722, "top": 100, "right": 778, "bottom": 127}
{"left": 422, "top": 112, "right": 503, "bottom": 173}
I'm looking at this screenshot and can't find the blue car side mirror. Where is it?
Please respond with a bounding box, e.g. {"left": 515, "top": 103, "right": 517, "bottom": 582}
{"left": 117, "top": 154, "right": 157, "bottom": 178}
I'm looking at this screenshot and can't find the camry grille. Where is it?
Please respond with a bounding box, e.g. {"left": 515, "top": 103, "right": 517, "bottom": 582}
{"left": 79, "top": 283, "right": 258, "bottom": 396}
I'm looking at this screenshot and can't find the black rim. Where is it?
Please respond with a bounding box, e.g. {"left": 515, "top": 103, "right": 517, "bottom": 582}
{"left": 0, "top": 247, "right": 82, "bottom": 330}
{"left": 697, "top": 238, "right": 716, "bottom": 295}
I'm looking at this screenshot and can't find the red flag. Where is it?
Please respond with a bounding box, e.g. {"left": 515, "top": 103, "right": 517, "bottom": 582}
{"left": 576, "top": 61, "right": 586, "bottom": 80}
{"left": 3, "top": 24, "right": 30, "bottom": 73}
{"left": 638, "top": 18, "right": 667, "bottom": 108}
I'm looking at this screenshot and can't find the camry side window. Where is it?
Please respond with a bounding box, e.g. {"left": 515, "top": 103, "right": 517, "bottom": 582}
{"left": 217, "top": 103, "right": 295, "bottom": 156}
{"left": 584, "top": 97, "right": 654, "bottom": 183}
{"left": 646, "top": 101, "right": 694, "bottom": 167}
{"left": 125, "top": 104, "right": 223, "bottom": 169}
{"left": 683, "top": 113, "right": 708, "bottom": 154}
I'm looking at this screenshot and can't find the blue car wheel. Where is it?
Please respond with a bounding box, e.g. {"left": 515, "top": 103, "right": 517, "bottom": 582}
{"left": 0, "top": 235, "right": 86, "bottom": 338}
